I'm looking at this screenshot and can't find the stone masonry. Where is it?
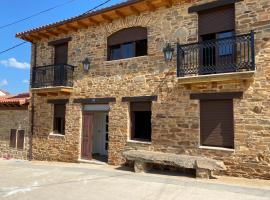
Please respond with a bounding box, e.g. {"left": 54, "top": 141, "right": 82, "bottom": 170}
{"left": 0, "top": 109, "right": 29, "bottom": 159}
{"left": 30, "top": 0, "right": 270, "bottom": 179}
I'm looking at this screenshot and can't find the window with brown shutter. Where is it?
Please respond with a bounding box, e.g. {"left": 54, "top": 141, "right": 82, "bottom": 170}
{"left": 9, "top": 129, "right": 17, "bottom": 148}
{"left": 54, "top": 43, "right": 68, "bottom": 64}
{"left": 198, "top": 5, "right": 235, "bottom": 74}
{"left": 53, "top": 104, "right": 66, "bottom": 134}
{"left": 130, "top": 101, "right": 152, "bottom": 142}
{"left": 17, "top": 130, "right": 25, "bottom": 150}
{"left": 107, "top": 27, "right": 148, "bottom": 60}
{"left": 200, "top": 99, "right": 234, "bottom": 148}
{"left": 198, "top": 5, "right": 235, "bottom": 36}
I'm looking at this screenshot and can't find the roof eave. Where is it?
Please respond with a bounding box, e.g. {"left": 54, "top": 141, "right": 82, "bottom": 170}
{"left": 16, "top": 0, "right": 173, "bottom": 42}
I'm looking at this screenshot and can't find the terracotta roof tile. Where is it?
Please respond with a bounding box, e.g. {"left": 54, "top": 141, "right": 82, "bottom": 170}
{"left": 0, "top": 92, "right": 30, "bottom": 106}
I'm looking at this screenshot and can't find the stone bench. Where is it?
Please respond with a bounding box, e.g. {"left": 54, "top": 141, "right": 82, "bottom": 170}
{"left": 123, "top": 150, "right": 226, "bottom": 179}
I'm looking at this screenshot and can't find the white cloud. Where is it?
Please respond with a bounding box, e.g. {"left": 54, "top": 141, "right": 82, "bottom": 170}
{"left": 0, "top": 58, "right": 30, "bottom": 69}
{"left": 0, "top": 79, "right": 8, "bottom": 86}
{"left": 22, "top": 79, "right": 29, "bottom": 84}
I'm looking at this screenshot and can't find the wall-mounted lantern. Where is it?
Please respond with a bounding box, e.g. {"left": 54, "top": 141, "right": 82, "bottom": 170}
{"left": 82, "top": 58, "right": 91, "bottom": 72}
{"left": 163, "top": 43, "right": 174, "bottom": 62}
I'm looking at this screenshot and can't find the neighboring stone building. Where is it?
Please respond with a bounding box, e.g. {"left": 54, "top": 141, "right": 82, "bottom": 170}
{"left": 16, "top": 0, "right": 270, "bottom": 179}
{"left": 0, "top": 93, "right": 29, "bottom": 159}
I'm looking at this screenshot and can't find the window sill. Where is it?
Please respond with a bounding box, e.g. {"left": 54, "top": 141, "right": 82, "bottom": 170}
{"left": 199, "top": 146, "right": 235, "bottom": 152}
{"left": 104, "top": 55, "right": 148, "bottom": 64}
{"left": 127, "top": 139, "right": 151, "bottom": 145}
{"left": 49, "top": 133, "right": 65, "bottom": 137}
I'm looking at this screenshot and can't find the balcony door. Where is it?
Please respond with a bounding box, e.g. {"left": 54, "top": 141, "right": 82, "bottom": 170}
{"left": 198, "top": 4, "right": 235, "bottom": 75}
{"left": 54, "top": 43, "right": 68, "bottom": 86}
{"left": 200, "top": 31, "right": 235, "bottom": 75}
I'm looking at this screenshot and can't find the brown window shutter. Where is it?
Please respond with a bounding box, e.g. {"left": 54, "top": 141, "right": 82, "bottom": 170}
{"left": 17, "top": 130, "right": 25, "bottom": 150}
{"left": 200, "top": 100, "right": 234, "bottom": 148}
{"left": 199, "top": 5, "right": 235, "bottom": 35}
{"left": 54, "top": 43, "right": 68, "bottom": 64}
{"left": 108, "top": 27, "right": 147, "bottom": 46}
{"left": 9, "top": 129, "right": 17, "bottom": 148}
{"left": 130, "top": 101, "right": 152, "bottom": 112}
{"left": 54, "top": 104, "right": 66, "bottom": 117}
{"left": 53, "top": 104, "right": 66, "bottom": 134}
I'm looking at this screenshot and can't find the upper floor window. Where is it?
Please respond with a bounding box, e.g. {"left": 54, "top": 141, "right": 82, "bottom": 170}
{"left": 54, "top": 43, "right": 68, "bottom": 64}
{"left": 198, "top": 5, "right": 235, "bottom": 37}
{"left": 107, "top": 27, "right": 147, "bottom": 61}
{"left": 198, "top": 4, "right": 235, "bottom": 74}
{"left": 48, "top": 37, "right": 71, "bottom": 65}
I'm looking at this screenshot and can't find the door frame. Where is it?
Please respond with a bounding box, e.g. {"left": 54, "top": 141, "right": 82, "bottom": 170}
{"left": 81, "top": 111, "right": 109, "bottom": 160}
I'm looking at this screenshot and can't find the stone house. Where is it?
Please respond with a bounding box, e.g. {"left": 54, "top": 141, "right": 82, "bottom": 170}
{"left": 16, "top": 0, "right": 270, "bottom": 179}
{"left": 0, "top": 93, "right": 29, "bottom": 159}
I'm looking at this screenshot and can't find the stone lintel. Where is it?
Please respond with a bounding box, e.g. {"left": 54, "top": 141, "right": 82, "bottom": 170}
{"left": 188, "top": 0, "right": 241, "bottom": 13}
{"left": 48, "top": 37, "right": 72, "bottom": 46}
{"left": 190, "top": 92, "right": 243, "bottom": 100}
{"left": 47, "top": 99, "right": 69, "bottom": 104}
{"left": 73, "top": 97, "right": 116, "bottom": 104}
{"left": 122, "top": 96, "right": 158, "bottom": 102}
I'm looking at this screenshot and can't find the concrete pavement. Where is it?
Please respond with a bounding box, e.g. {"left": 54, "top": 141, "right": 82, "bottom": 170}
{"left": 0, "top": 159, "right": 270, "bottom": 200}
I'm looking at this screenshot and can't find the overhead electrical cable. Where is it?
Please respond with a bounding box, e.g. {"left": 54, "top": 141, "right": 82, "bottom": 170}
{"left": 0, "top": 0, "right": 115, "bottom": 55}
{"left": 82, "top": 0, "right": 112, "bottom": 15}
{"left": 0, "top": 42, "right": 27, "bottom": 55}
{"left": 0, "top": 0, "right": 76, "bottom": 30}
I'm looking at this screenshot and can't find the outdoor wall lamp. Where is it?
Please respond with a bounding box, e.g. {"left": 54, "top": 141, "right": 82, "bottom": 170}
{"left": 163, "top": 43, "right": 174, "bottom": 62}
{"left": 82, "top": 58, "right": 91, "bottom": 72}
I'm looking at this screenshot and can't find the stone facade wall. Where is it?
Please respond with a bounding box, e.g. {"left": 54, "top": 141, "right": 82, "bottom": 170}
{"left": 0, "top": 109, "right": 29, "bottom": 159}
{"left": 31, "top": 0, "right": 270, "bottom": 179}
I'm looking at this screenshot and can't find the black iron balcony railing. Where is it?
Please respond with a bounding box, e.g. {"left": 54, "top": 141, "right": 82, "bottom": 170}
{"left": 177, "top": 31, "right": 255, "bottom": 77}
{"left": 32, "top": 64, "right": 75, "bottom": 88}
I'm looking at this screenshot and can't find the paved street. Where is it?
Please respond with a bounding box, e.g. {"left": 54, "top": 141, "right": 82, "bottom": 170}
{"left": 0, "top": 159, "right": 270, "bottom": 200}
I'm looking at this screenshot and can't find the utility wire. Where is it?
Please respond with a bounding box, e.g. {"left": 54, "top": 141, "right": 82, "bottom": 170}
{"left": 0, "top": 0, "right": 113, "bottom": 55}
{"left": 82, "top": 0, "right": 112, "bottom": 15}
{"left": 0, "top": 0, "right": 76, "bottom": 30}
{"left": 0, "top": 42, "right": 27, "bottom": 55}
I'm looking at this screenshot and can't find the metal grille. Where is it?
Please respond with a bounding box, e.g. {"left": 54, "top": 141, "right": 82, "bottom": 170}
{"left": 32, "top": 64, "right": 74, "bottom": 88}
{"left": 177, "top": 31, "right": 255, "bottom": 77}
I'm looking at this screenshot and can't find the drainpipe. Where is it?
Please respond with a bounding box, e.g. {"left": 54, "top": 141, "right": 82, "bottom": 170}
{"left": 29, "top": 43, "right": 37, "bottom": 161}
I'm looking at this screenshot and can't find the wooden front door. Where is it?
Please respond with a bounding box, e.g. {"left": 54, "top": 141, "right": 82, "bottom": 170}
{"left": 81, "top": 113, "right": 93, "bottom": 160}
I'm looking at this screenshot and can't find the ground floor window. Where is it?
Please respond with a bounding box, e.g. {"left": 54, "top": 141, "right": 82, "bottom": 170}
{"left": 9, "top": 129, "right": 25, "bottom": 149}
{"left": 53, "top": 104, "right": 66, "bottom": 134}
{"left": 130, "top": 101, "right": 152, "bottom": 142}
{"left": 200, "top": 99, "right": 234, "bottom": 148}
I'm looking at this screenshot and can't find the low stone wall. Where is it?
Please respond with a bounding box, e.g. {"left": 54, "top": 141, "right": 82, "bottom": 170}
{"left": 0, "top": 109, "right": 29, "bottom": 160}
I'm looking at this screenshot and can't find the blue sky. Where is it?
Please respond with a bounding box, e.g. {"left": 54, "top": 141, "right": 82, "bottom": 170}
{"left": 0, "top": 0, "right": 124, "bottom": 94}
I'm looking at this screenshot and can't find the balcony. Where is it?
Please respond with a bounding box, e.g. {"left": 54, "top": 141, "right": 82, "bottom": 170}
{"left": 176, "top": 31, "right": 255, "bottom": 84}
{"left": 31, "top": 64, "right": 75, "bottom": 96}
